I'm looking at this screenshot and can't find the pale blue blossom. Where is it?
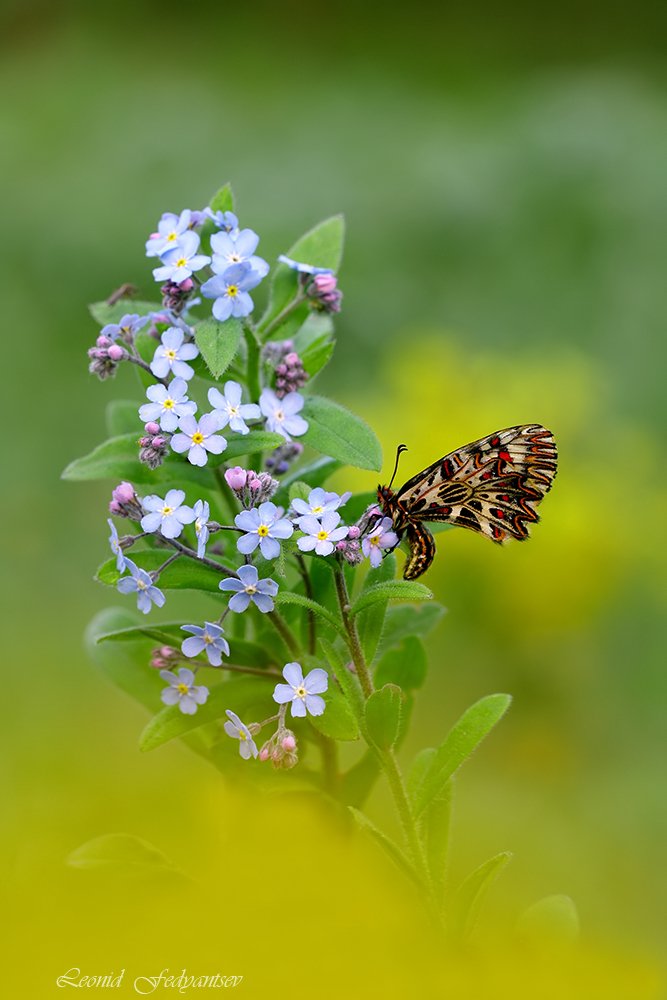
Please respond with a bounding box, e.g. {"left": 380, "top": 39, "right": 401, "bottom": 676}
{"left": 150, "top": 327, "right": 199, "bottom": 381}
{"left": 223, "top": 710, "right": 258, "bottom": 759}
{"left": 235, "top": 502, "right": 294, "bottom": 560}
{"left": 296, "top": 512, "right": 348, "bottom": 556}
{"left": 259, "top": 388, "right": 308, "bottom": 441}
{"left": 140, "top": 489, "right": 196, "bottom": 539}
{"left": 170, "top": 412, "right": 227, "bottom": 466}
{"left": 107, "top": 518, "right": 126, "bottom": 572}
{"left": 100, "top": 313, "right": 149, "bottom": 342}
{"left": 180, "top": 622, "right": 230, "bottom": 666}
{"left": 160, "top": 667, "right": 209, "bottom": 715}
{"left": 145, "top": 209, "right": 192, "bottom": 257}
{"left": 138, "top": 378, "right": 197, "bottom": 431}
{"left": 200, "top": 263, "right": 263, "bottom": 321}
{"left": 291, "top": 487, "right": 352, "bottom": 525}
{"left": 152, "top": 231, "right": 211, "bottom": 283}
{"left": 193, "top": 499, "right": 210, "bottom": 559}
{"left": 278, "top": 255, "right": 333, "bottom": 276}
{"left": 219, "top": 564, "right": 279, "bottom": 613}
{"left": 362, "top": 516, "right": 399, "bottom": 568}
{"left": 207, "top": 381, "right": 260, "bottom": 435}
{"left": 117, "top": 558, "right": 165, "bottom": 615}
{"left": 211, "top": 228, "right": 269, "bottom": 281}
{"left": 272, "top": 662, "right": 328, "bottom": 718}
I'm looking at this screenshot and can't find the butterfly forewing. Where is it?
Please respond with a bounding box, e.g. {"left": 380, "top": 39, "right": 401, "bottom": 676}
{"left": 382, "top": 425, "right": 557, "bottom": 576}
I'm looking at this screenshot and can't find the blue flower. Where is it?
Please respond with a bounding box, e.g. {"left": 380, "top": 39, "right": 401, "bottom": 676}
{"left": 296, "top": 512, "right": 348, "bottom": 557}
{"left": 193, "top": 499, "right": 210, "bottom": 558}
{"left": 207, "top": 381, "right": 261, "bottom": 435}
{"left": 150, "top": 327, "right": 199, "bottom": 381}
{"left": 107, "top": 518, "right": 126, "bottom": 572}
{"left": 272, "top": 662, "right": 328, "bottom": 718}
{"left": 362, "top": 516, "right": 399, "bottom": 568}
{"left": 170, "top": 412, "right": 227, "bottom": 467}
{"left": 259, "top": 388, "right": 308, "bottom": 441}
{"left": 180, "top": 622, "right": 230, "bottom": 666}
{"left": 200, "top": 263, "right": 263, "bottom": 322}
{"left": 278, "top": 254, "right": 334, "bottom": 276}
{"left": 219, "top": 564, "right": 279, "bottom": 613}
{"left": 117, "top": 558, "right": 166, "bottom": 615}
{"left": 159, "top": 667, "right": 209, "bottom": 715}
{"left": 140, "top": 489, "right": 196, "bottom": 539}
{"left": 204, "top": 208, "right": 239, "bottom": 234}
{"left": 291, "top": 487, "right": 352, "bottom": 525}
{"left": 223, "top": 710, "right": 258, "bottom": 759}
{"left": 138, "top": 377, "right": 197, "bottom": 432}
{"left": 100, "top": 313, "right": 149, "bottom": 342}
{"left": 211, "top": 229, "right": 269, "bottom": 281}
{"left": 152, "top": 231, "right": 211, "bottom": 283}
{"left": 145, "top": 209, "right": 193, "bottom": 257}
{"left": 234, "top": 502, "right": 294, "bottom": 560}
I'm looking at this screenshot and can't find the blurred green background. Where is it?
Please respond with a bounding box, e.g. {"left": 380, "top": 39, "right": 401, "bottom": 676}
{"left": 4, "top": 2, "right": 666, "bottom": 996}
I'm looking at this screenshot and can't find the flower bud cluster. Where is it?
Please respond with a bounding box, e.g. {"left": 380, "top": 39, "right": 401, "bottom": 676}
{"left": 160, "top": 279, "right": 194, "bottom": 314}
{"left": 150, "top": 646, "right": 180, "bottom": 670}
{"left": 139, "top": 422, "right": 170, "bottom": 469}
{"left": 307, "top": 272, "right": 342, "bottom": 313}
{"left": 259, "top": 728, "right": 299, "bottom": 769}
{"left": 265, "top": 441, "right": 304, "bottom": 475}
{"left": 224, "top": 466, "right": 279, "bottom": 508}
{"left": 88, "top": 336, "right": 124, "bottom": 380}
{"left": 109, "top": 482, "right": 143, "bottom": 520}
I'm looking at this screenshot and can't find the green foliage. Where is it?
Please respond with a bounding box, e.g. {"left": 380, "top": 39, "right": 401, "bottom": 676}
{"left": 375, "top": 636, "right": 427, "bottom": 690}
{"left": 317, "top": 637, "right": 364, "bottom": 717}
{"left": 194, "top": 317, "right": 242, "bottom": 379}
{"left": 379, "top": 602, "right": 446, "bottom": 654}
{"left": 356, "top": 553, "right": 396, "bottom": 664}
{"left": 309, "top": 685, "right": 359, "bottom": 741}
{"left": 348, "top": 808, "right": 417, "bottom": 886}
{"left": 209, "top": 182, "right": 234, "bottom": 214}
{"left": 96, "top": 550, "right": 224, "bottom": 592}
{"left": 287, "top": 480, "right": 312, "bottom": 503}
{"left": 85, "top": 608, "right": 167, "bottom": 711}
{"left": 451, "top": 851, "right": 513, "bottom": 940}
{"left": 273, "top": 457, "right": 342, "bottom": 505}
{"left": 517, "top": 895, "right": 580, "bottom": 944}
{"left": 350, "top": 581, "right": 432, "bottom": 616}
{"left": 96, "top": 623, "right": 274, "bottom": 669}
{"left": 413, "top": 694, "right": 512, "bottom": 816}
{"left": 302, "top": 395, "right": 382, "bottom": 472}
{"left": 106, "top": 399, "right": 139, "bottom": 436}
{"left": 364, "top": 684, "right": 404, "bottom": 749}
{"left": 224, "top": 431, "right": 284, "bottom": 460}
{"left": 88, "top": 300, "right": 161, "bottom": 326}
{"left": 292, "top": 312, "right": 335, "bottom": 379}
{"left": 274, "top": 591, "right": 346, "bottom": 637}
{"left": 62, "top": 433, "right": 216, "bottom": 488}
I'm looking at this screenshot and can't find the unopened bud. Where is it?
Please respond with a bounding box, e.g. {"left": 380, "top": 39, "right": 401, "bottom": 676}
{"left": 281, "top": 735, "right": 296, "bottom": 752}
{"left": 225, "top": 466, "right": 248, "bottom": 490}
{"left": 107, "top": 344, "right": 124, "bottom": 361}
{"left": 144, "top": 421, "right": 160, "bottom": 435}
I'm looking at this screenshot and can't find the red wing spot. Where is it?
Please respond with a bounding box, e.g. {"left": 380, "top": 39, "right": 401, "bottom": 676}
{"left": 482, "top": 472, "right": 491, "bottom": 480}
{"left": 500, "top": 494, "right": 510, "bottom": 502}
{"left": 499, "top": 450, "right": 511, "bottom": 462}
{"left": 490, "top": 436, "right": 500, "bottom": 446}
{"left": 492, "top": 508, "right": 505, "bottom": 519}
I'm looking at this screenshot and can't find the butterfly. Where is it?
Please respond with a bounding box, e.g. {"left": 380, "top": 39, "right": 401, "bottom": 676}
{"left": 377, "top": 424, "right": 558, "bottom": 579}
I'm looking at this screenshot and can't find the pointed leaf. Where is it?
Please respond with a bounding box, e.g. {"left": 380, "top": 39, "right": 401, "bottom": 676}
{"left": 364, "top": 684, "right": 404, "bottom": 750}
{"left": 350, "top": 581, "right": 432, "bottom": 617}
{"left": 274, "top": 591, "right": 346, "bottom": 638}
{"left": 209, "top": 182, "right": 235, "bottom": 214}
{"left": 96, "top": 549, "right": 224, "bottom": 592}
{"left": 451, "top": 851, "right": 513, "bottom": 940}
{"left": 194, "top": 317, "right": 242, "bottom": 379}
{"left": 348, "top": 808, "right": 418, "bottom": 887}
{"left": 375, "top": 636, "right": 427, "bottom": 690}
{"left": 273, "top": 457, "right": 342, "bottom": 505}
{"left": 106, "top": 399, "right": 140, "bottom": 437}
{"left": 357, "top": 553, "right": 396, "bottom": 664}
{"left": 96, "top": 623, "right": 273, "bottom": 669}
{"left": 308, "top": 684, "right": 359, "bottom": 741}
{"left": 67, "top": 834, "right": 177, "bottom": 874}
{"left": 379, "top": 603, "right": 446, "bottom": 654}
{"left": 223, "top": 430, "right": 284, "bottom": 460}
{"left": 414, "top": 694, "right": 512, "bottom": 815}
{"left": 301, "top": 395, "right": 382, "bottom": 472}
{"left": 61, "top": 433, "right": 216, "bottom": 488}
{"left": 89, "top": 300, "right": 162, "bottom": 326}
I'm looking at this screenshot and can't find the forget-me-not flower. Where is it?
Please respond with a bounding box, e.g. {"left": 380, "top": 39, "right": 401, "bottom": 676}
{"left": 219, "top": 564, "right": 279, "bottom": 613}
{"left": 200, "top": 263, "right": 263, "bottom": 321}
{"left": 138, "top": 378, "right": 197, "bottom": 431}
{"left": 210, "top": 228, "right": 269, "bottom": 281}
{"left": 117, "top": 558, "right": 166, "bottom": 615}
{"left": 152, "top": 231, "right": 211, "bottom": 283}
{"left": 160, "top": 667, "right": 209, "bottom": 715}
{"left": 362, "top": 516, "right": 399, "bottom": 568}
{"left": 192, "top": 499, "right": 210, "bottom": 559}
{"left": 145, "top": 209, "right": 192, "bottom": 257}
{"left": 297, "top": 512, "right": 349, "bottom": 557}
{"left": 259, "top": 388, "right": 308, "bottom": 441}
{"left": 107, "top": 518, "right": 127, "bottom": 572}
{"left": 180, "top": 622, "right": 230, "bottom": 666}
{"left": 272, "top": 662, "right": 328, "bottom": 718}
{"left": 170, "top": 412, "right": 227, "bottom": 467}
{"left": 235, "top": 502, "right": 294, "bottom": 560}
{"left": 150, "top": 327, "right": 199, "bottom": 381}
{"left": 100, "top": 313, "right": 149, "bottom": 342}
{"left": 291, "top": 487, "right": 352, "bottom": 525}
{"left": 207, "top": 381, "right": 260, "bottom": 435}
{"left": 204, "top": 208, "right": 239, "bottom": 234}
{"left": 140, "top": 489, "right": 196, "bottom": 539}
{"left": 277, "top": 255, "right": 334, "bottom": 276}
{"left": 223, "top": 710, "right": 258, "bottom": 759}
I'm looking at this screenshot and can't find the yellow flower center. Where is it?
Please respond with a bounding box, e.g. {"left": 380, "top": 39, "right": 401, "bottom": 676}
{"left": 166, "top": 232, "right": 178, "bottom": 242}
{"left": 312, "top": 505, "right": 324, "bottom": 514}
{"left": 161, "top": 506, "right": 173, "bottom": 516}
{"left": 370, "top": 534, "right": 381, "bottom": 546}
{"left": 136, "top": 579, "right": 147, "bottom": 590}
{"left": 227, "top": 285, "right": 238, "bottom": 298}
{"left": 175, "top": 257, "right": 187, "bottom": 268}
{"left": 203, "top": 634, "right": 213, "bottom": 644}
{"left": 295, "top": 685, "right": 307, "bottom": 699}
{"left": 316, "top": 530, "right": 329, "bottom": 541}
{"left": 257, "top": 524, "right": 269, "bottom": 537}
{"left": 238, "top": 730, "right": 247, "bottom": 741}
{"left": 195, "top": 519, "right": 204, "bottom": 533}
{"left": 163, "top": 397, "right": 175, "bottom": 409}
{"left": 177, "top": 683, "right": 189, "bottom": 695}
{"left": 191, "top": 432, "right": 205, "bottom": 445}
{"left": 166, "top": 349, "right": 177, "bottom": 360}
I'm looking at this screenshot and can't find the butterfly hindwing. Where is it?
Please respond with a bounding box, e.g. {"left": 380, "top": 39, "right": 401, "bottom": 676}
{"left": 403, "top": 523, "right": 436, "bottom": 580}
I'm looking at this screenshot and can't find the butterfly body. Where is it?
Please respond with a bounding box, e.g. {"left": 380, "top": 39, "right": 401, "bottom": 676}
{"left": 377, "top": 424, "right": 557, "bottom": 580}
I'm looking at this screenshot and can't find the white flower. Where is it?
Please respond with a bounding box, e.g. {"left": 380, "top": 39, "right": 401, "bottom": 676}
{"left": 259, "top": 388, "right": 308, "bottom": 441}
{"left": 296, "top": 512, "right": 349, "bottom": 556}
{"left": 208, "top": 381, "right": 260, "bottom": 435}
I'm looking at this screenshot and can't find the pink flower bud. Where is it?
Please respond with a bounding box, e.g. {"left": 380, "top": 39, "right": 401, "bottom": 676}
{"left": 159, "top": 646, "right": 177, "bottom": 659}
{"left": 224, "top": 466, "right": 248, "bottom": 490}
{"left": 109, "top": 500, "right": 122, "bottom": 515}
{"left": 139, "top": 436, "right": 151, "bottom": 448}
{"left": 248, "top": 477, "right": 262, "bottom": 492}
{"left": 150, "top": 657, "right": 167, "bottom": 669}
{"left": 347, "top": 525, "right": 360, "bottom": 539}
{"left": 314, "top": 272, "right": 337, "bottom": 293}
{"left": 284, "top": 352, "right": 300, "bottom": 366}
{"left": 179, "top": 278, "right": 194, "bottom": 291}
{"left": 113, "top": 482, "right": 136, "bottom": 503}
{"left": 336, "top": 540, "right": 347, "bottom": 551}
{"left": 151, "top": 436, "right": 165, "bottom": 448}
{"left": 96, "top": 335, "right": 111, "bottom": 348}
{"left": 144, "top": 421, "right": 160, "bottom": 435}
{"left": 149, "top": 232, "right": 160, "bottom": 240}
{"left": 281, "top": 735, "right": 296, "bottom": 752}
{"left": 259, "top": 747, "right": 270, "bottom": 762}
{"left": 107, "top": 344, "right": 124, "bottom": 361}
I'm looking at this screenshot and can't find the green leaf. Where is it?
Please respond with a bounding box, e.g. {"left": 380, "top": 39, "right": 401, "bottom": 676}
{"left": 350, "top": 581, "right": 432, "bottom": 617}
{"left": 516, "top": 895, "right": 580, "bottom": 944}
{"left": 274, "top": 591, "right": 346, "bottom": 638}
{"left": 106, "top": 399, "right": 139, "bottom": 436}
{"left": 140, "top": 675, "right": 265, "bottom": 752}
{"left": 88, "top": 300, "right": 162, "bottom": 326}
{"left": 357, "top": 553, "right": 396, "bottom": 664}
{"left": 292, "top": 312, "right": 335, "bottom": 379}
{"left": 414, "top": 694, "right": 512, "bottom": 815}
{"left": 67, "top": 834, "right": 178, "bottom": 875}
{"left": 309, "top": 684, "right": 359, "bottom": 741}
{"left": 302, "top": 395, "right": 382, "bottom": 472}
{"left": 288, "top": 480, "right": 312, "bottom": 503}
{"left": 348, "top": 808, "right": 418, "bottom": 886}
{"left": 273, "top": 457, "right": 342, "bottom": 505}
{"left": 96, "top": 623, "right": 273, "bottom": 669}
{"left": 61, "top": 433, "right": 216, "bottom": 488}
{"left": 364, "top": 684, "right": 404, "bottom": 750}
{"left": 209, "top": 182, "right": 235, "bottom": 214}
{"left": 422, "top": 778, "right": 453, "bottom": 898}
{"left": 223, "top": 430, "right": 284, "bottom": 460}
{"left": 194, "top": 317, "right": 242, "bottom": 379}
{"left": 451, "top": 852, "right": 513, "bottom": 940}
{"left": 260, "top": 216, "right": 345, "bottom": 331}
{"left": 96, "top": 550, "right": 224, "bottom": 592}
{"left": 317, "top": 637, "right": 364, "bottom": 717}
{"left": 340, "top": 751, "right": 381, "bottom": 808}
{"left": 375, "top": 636, "right": 427, "bottom": 690}
{"left": 85, "top": 608, "right": 167, "bottom": 711}
{"left": 379, "top": 603, "right": 446, "bottom": 654}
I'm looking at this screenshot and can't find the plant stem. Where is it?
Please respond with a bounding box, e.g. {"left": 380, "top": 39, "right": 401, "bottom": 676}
{"left": 152, "top": 552, "right": 182, "bottom": 578}
{"left": 296, "top": 554, "right": 317, "bottom": 654}
{"left": 163, "top": 536, "right": 238, "bottom": 576}
{"left": 258, "top": 292, "right": 306, "bottom": 342}
{"left": 268, "top": 609, "right": 301, "bottom": 658}
{"left": 124, "top": 353, "right": 168, "bottom": 386}
{"left": 333, "top": 565, "right": 373, "bottom": 698}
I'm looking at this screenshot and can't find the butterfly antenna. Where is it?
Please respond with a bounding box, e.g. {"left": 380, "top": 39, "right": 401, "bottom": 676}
{"left": 388, "top": 444, "right": 408, "bottom": 489}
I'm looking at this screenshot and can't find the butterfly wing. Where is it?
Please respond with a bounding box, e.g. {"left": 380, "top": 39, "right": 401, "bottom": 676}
{"left": 396, "top": 424, "right": 557, "bottom": 543}
{"left": 403, "top": 523, "right": 436, "bottom": 580}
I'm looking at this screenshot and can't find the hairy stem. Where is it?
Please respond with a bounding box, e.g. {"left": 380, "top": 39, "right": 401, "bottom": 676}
{"left": 333, "top": 565, "right": 373, "bottom": 699}
{"left": 163, "top": 536, "right": 238, "bottom": 576}
{"left": 258, "top": 292, "right": 306, "bottom": 342}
